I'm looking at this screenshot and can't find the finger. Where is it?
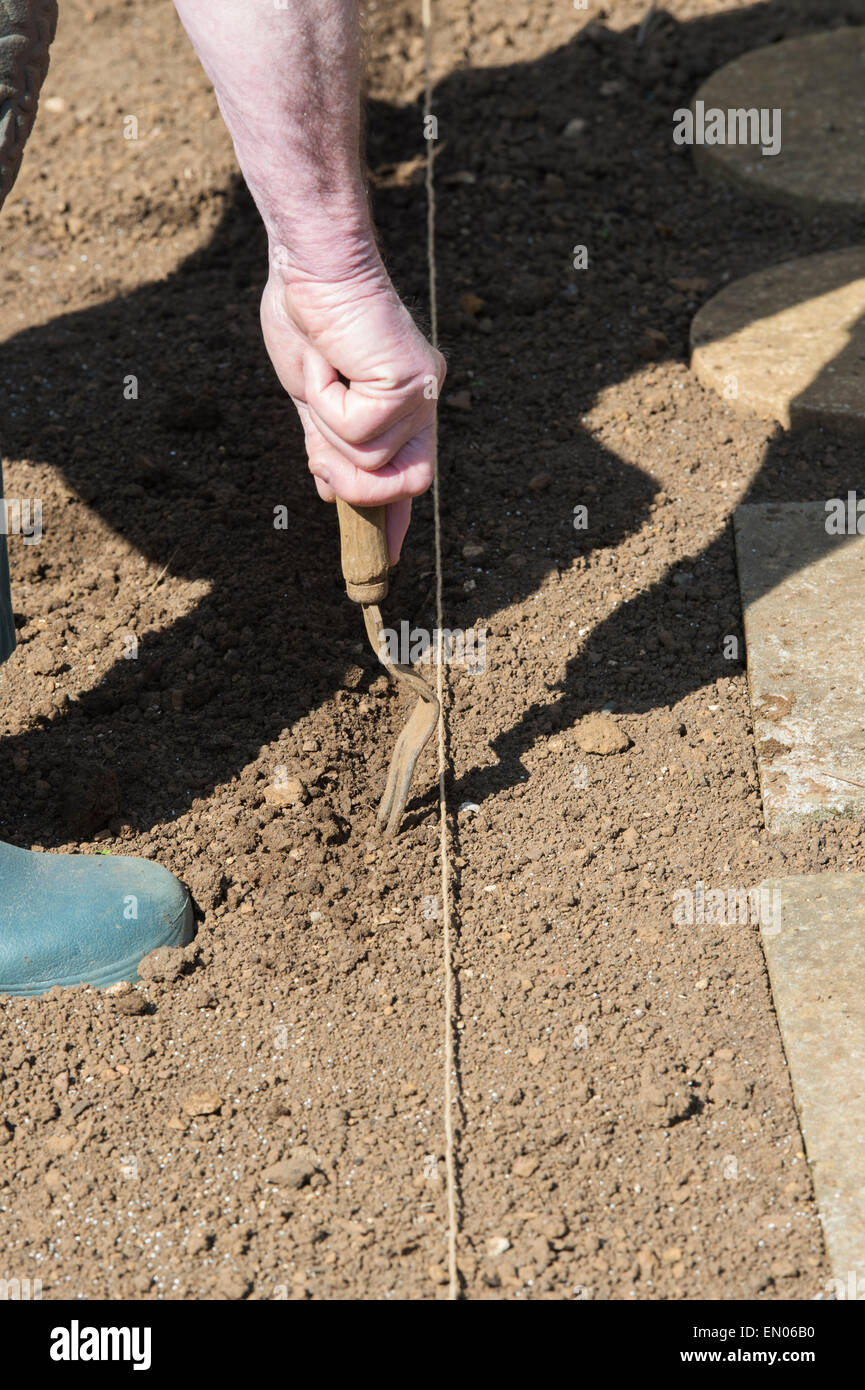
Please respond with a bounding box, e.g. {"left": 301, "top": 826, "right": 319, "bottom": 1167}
{"left": 305, "top": 436, "right": 414, "bottom": 562}
{"left": 312, "top": 473, "right": 336, "bottom": 503}
{"left": 386, "top": 498, "right": 412, "bottom": 565}
{"left": 295, "top": 402, "right": 337, "bottom": 501}
{"left": 308, "top": 394, "right": 432, "bottom": 474}
{"left": 305, "top": 346, "right": 432, "bottom": 461}
{"left": 308, "top": 424, "right": 436, "bottom": 507}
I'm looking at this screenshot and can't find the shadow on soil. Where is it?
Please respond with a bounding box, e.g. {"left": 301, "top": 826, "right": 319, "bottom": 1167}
{"left": 2, "top": 0, "right": 865, "bottom": 839}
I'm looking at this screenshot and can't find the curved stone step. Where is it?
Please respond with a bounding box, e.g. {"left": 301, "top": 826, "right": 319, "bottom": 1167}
{"left": 691, "top": 28, "right": 865, "bottom": 215}
{"left": 691, "top": 247, "right": 865, "bottom": 432}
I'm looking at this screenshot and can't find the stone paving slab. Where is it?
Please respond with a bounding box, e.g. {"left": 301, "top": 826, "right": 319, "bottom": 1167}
{"left": 760, "top": 874, "right": 865, "bottom": 1290}
{"left": 734, "top": 501, "right": 865, "bottom": 831}
{"left": 691, "top": 248, "right": 865, "bottom": 432}
{"left": 692, "top": 29, "right": 865, "bottom": 214}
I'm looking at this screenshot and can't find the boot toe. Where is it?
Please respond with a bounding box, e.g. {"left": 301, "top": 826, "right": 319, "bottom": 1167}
{"left": 0, "top": 842, "right": 193, "bottom": 997}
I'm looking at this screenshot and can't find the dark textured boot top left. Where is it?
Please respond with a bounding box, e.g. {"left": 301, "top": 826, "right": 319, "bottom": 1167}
{"left": 0, "top": 0, "right": 58, "bottom": 212}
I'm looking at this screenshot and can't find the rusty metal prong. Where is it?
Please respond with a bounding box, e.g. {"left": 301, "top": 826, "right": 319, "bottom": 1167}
{"left": 362, "top": 604, "right": 440, "bottom": 836}
{"left": 377, "top": 693, "right": 440, "bottom": 835}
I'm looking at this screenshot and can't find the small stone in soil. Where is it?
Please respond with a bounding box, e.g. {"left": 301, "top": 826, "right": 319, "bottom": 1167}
{"left": 113, "top": 993, "right": 148, "bottom": 1016}
{"left": 183, "top": 1089, "right": 223, "bottom": 1117}
{"left": 487, "top": 1236, "right": 511, "bottom": 1258}
{"left": 528, "top": 471, "right": 552, "bottom": 492}
{"left": 460, "top": 292, "right": 484, "bottom": 316}
{"left": 104, "top": 980, "right": 132, "bottom": 997}
{"left": 513, "top": 1155, "right": 539, "bottom": 1177}
{"left": 264, "top": 777, "right": 308, "bottom": 806}
{"left": 261, "top": 1147, "right": 319, "bottom": 1190}
{"left": 574, "top": 714, "right": 631, "bottom": 755}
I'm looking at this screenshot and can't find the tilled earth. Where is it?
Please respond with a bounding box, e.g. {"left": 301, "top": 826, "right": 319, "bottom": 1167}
{"left": 2, "top": 0, "right": 865, "bottom": 1300}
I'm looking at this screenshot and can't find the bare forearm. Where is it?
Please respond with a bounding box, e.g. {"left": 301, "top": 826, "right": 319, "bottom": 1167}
{"left": 174, "top": 0, "right": 443, "bottom": 549}
{"left": 173, "top": 0, "right": 376, "bottom": 278}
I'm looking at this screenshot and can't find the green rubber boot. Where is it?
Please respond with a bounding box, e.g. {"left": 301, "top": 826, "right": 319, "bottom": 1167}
{"left": 0, "top": 840, "right": 193, "bottom": 996}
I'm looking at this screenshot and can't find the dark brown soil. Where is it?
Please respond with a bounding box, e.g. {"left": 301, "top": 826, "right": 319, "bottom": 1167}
{"left": 2, "top": 0, "right": 865, "bottom": 1300}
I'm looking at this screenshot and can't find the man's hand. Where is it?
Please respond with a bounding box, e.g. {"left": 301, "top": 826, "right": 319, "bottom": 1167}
{"left": 173, "top": 0, "right": 443, "bottom": 564}
{"left": 260, "top": 256, "right": 444, "bottom": 563}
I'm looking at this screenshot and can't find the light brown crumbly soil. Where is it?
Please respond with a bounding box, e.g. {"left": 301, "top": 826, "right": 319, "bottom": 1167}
{"left": 2, "top": 0, "right": 865, "bottom": 1300}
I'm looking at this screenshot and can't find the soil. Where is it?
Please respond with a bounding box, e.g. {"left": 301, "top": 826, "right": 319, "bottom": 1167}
{"left": 2, "top": 0, "right": 865, "bottom": 1300}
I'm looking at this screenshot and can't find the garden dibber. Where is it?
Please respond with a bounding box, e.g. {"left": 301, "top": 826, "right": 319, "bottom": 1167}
{"left": 336, "top": 498, "right": 440, "bottom": 837}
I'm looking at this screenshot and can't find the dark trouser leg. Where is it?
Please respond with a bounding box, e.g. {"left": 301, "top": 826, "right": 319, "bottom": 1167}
{"left": 0, "top": 0, "right": 58, "bottom": 209}
{"left": 0, "top": 0, "right": 57, "bottom": 665}
{"left": 0, "top": 466, "right": 15, "bottom": 665}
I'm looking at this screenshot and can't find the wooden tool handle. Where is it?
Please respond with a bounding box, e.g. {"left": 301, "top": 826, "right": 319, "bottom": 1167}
{"left": 336, "top": 497, "right": 390, "bottom": 604}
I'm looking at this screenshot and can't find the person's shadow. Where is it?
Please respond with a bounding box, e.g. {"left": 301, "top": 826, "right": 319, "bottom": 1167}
{"left": 2, "top": 0, "right": 865, "bottom": 845}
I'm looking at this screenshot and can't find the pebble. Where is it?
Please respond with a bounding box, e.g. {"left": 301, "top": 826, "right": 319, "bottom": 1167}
{"left": 113, "top": 993, "right": 148, "bottom": 1016}
{"left": 183, "top": 1089, "right": 223, "bottom": 1117}
{"left": 458, "top": 802, "right": 480, "bottom": 815}
{"left": 264, "top": 777, "right": 308, "bottom": 807}
{"left": 460, "top": 292, "right": 484, "bottom": 316}
{"left": 262, "top": 1146, "right": 319, "bottom": 1190}
{"left": 528, "top": 470, "right": 552, "bottom": 492}
{"left": 513, "top": 1155, "right": 539, "bottom": 1178}
{"left": 445, "top": 390, "right": 472, "bottom": 411}
{"left": 562, "top": 117, "right": 588, "bottom": 140}
{"left": 104, "top": 980, "right": 132, "bottom": 997}
{"left": 462, "top": 542, "right": 485, "bottom": 561}
{"left": 574, "top": 714, "right": 631, "bottom": 755}
{"left": 487, "top": 1236, "right": 511, "bottom": 1258}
